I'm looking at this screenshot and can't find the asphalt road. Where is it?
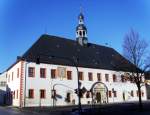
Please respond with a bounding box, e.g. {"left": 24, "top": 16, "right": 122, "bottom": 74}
{"left": 1, "top": 101, "right": 150, "bottom": 115}
{"left": 0, "top": 106, "right": 38, "bottom": 115}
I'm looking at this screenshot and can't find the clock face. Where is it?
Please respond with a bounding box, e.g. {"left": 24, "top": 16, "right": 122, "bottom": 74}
{"left": 83, "top": 39, "right": 88, "bottom": 45}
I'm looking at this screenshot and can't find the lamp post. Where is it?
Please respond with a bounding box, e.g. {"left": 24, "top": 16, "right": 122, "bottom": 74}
{"left": 35, "top": 54, "right": 82, "bottom": 114}
{"left": 52, "top": 83, "right": 74, "bottom": 107}
{"left": 112, "top": 88, "right": 114, "bottom": 103}
{"left": 49, "top": 55, "right": 82, "bottom": 114}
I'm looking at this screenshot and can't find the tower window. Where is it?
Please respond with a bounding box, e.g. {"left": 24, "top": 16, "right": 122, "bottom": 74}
{"left": 83, "top": 31, "right": 85, "bottom": 36}
{"left": 79, "top": 31, "right": 82, "bottom": 36}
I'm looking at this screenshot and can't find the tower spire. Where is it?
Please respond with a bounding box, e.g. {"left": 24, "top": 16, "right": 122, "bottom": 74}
{"left": 78, "top": 7, "right": 84, "bottom": 25}
{"left": 76, "top": 8, "right": 88, "bottom": 46}
{"left": 80, "top": 6, "right": 83, "bottom": 15}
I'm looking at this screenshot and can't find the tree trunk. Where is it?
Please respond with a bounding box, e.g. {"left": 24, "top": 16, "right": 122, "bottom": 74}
{"left": 137, "top": 83, "right": 143, "bottom": 111}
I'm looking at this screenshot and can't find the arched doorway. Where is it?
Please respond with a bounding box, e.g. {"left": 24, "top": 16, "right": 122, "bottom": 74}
{"left": 90, "top": 82, "right": 108, "bottom": 105}
{"left": 96, "top": 92, "right": 101, "bottom": 103}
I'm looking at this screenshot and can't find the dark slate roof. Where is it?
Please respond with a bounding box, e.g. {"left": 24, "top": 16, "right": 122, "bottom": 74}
{"left": 22, "top": 34, "right": 135, "bottom": 71}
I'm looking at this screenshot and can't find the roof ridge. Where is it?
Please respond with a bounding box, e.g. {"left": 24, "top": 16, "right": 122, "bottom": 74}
{"left": 41, "top": 34, "right": 113, "bottom": 50}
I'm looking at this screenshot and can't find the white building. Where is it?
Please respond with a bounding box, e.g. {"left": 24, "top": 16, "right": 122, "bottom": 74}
{"left": 5, "top": 12, "right": 147, "bottom": 107}
{"left": 0, "top": 72, "right": 7, "bottom": 105}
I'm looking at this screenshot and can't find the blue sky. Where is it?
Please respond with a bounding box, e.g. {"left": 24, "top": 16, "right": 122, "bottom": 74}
{"left": 0, "top": 0, "right": 150, "bottom": 72}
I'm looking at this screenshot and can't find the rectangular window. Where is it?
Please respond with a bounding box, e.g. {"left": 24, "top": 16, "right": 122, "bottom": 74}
{"left": 40, "top": 89, "right": 46, "bottom": 99}
{"left": 51, "top": 69, "right": 56, "bottom": 78}
{"left": 97, "top": 73, "right": 101, "bottom": 81}
{"left": 13, "top": 91, "right": 15, "bottom": 99}
{"left": 88, "top": 72, "right": 93, "bottom": 81}
{"left": 79, "top": 72, "right": 83, "bottom": 80}
{"left": 130, "top": 77, "right": 134, "bottom": 83}
{"left": 108, "top": 91, "right": 112, "bottom": 98}
{"left": 113, "top": 74, "right": 117, "bottom": 82}
{"left": 12, "top": 72, "right": 14, "bottom": 81}
{"left": 16, "top": 90, "right": 18, "bottom": 99}
{"left": 40, "top": 68, "right": 46, "bottom": 78}
{"left": 121, "top": 75, "right": 125, "bottom": 82}
{"left": 29, "top": 89, "right": 34, "bottom": 98}
{"left": 28, "top": 67, "right": 35, "bottom": 77}
{"left": 17, "top": 68, "right": 19, "bottom": 78}
{"left": 67, "top": 71, "right": 72, "bottom": 80}
{"left": 105, "top": 74, "right": 109, "bottom": 82}
{"left": 113, "top": 91, "right": 117, "bottom": 97}
{"left": 131, "top": 90, "right": 134, "bottom": 97}
{"left": 8, "top": 75, "right": 10, "bottom": 82}
{"left": 0, "top": 82, "right": 6, "bottom": 87}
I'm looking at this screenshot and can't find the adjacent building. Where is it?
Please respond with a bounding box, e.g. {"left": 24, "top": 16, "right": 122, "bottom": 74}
{"left": 145, "top": 72, "right": 150, "bottom": 99}
{"left": 0, "top": 72, "right": 7, "bottom": 105}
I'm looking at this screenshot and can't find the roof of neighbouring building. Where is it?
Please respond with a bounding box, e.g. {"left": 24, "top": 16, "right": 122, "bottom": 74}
{"left": 21, "top": 34, "right": 136, "bottom": 71}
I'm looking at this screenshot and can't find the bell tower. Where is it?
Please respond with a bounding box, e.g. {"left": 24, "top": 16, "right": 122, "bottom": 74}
{"left": 76, "top": 11, "right": 88, "bottom": 46}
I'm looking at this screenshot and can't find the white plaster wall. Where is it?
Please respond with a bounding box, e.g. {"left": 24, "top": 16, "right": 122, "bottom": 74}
{"left": 23, "top": 62, "right": 147, "bottom": 107}
{"left": 6, "top": 61, "right": 22, "bottom": 106}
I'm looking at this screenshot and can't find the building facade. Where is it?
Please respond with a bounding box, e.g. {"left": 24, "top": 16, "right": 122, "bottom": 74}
{"left": 145, "top": 72, "right": 150, "bottom": 99}
{"left": 0, "top": 72, "right": 7, "bottom": 105}
{"left": 5, "top": 12, "right": 147, "bottom": 107}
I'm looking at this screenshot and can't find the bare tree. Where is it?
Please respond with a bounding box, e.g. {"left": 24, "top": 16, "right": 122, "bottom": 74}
{"left": 123, "top": 29, "right": 150, "bottom": 110}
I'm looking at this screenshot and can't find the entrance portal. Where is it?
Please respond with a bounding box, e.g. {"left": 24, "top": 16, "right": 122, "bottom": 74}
{"left": 91, "top": 82, "right": 108, "bottom": 104}
{"left": 96, "top": 92, "right": 101, "bottom": 103}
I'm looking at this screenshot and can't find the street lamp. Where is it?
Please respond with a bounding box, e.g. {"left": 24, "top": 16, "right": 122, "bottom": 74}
{"left": 112, "top": 88, "right": 114, "bottom": 103}
{"left": 52, "top": 83, "right": 74, "bottom": 107}
{"left": 36, "top": 54, "right": 82, "bottom": 114}
{"left": 49, "top": 55, "right": 82, "bottom": 114}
